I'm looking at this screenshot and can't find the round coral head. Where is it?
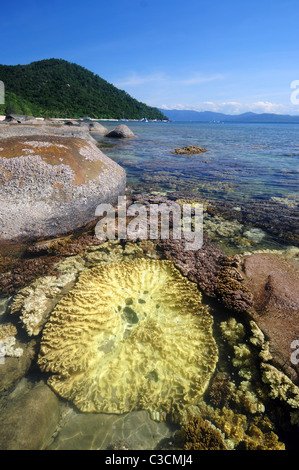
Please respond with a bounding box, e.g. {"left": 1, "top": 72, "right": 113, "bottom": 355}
{"left": 38, "top": 259, "right": 218, "bottom": 419}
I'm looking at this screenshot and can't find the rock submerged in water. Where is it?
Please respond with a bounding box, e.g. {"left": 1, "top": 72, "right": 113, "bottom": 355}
{"left": 240, "top": 253, "right": 299, "bottom": 383}
{"left": 105, "top": 124, "right": 136, "bottom": 139}
{"left": 171, "top": 145, "right": 207, "bottom": 155}
{"left": 0, "top": 125, "right": 126, "bottom": 242}
{"left": 0, "top": 381, "right": 60, "bottom": 450}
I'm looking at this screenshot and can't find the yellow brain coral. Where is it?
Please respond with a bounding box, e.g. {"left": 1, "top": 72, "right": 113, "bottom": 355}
{"left": 38, "top": 259, "right": 218, "bottom": 419}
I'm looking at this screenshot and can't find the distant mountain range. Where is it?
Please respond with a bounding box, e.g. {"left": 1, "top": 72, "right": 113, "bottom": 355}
{"left": 159, "top": 109, "right": 299, "bottom": 123}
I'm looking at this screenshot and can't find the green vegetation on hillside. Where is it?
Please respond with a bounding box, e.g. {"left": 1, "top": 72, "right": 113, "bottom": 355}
{"left": 0, "top": 59, "right": 167, "bottom": 120}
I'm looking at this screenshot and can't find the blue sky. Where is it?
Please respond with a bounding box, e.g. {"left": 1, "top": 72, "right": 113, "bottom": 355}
{"left": 1, "top": 0, "right": 299, "bottom": 114}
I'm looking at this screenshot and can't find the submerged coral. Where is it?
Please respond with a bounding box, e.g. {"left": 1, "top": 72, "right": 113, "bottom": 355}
{"left": 182, "top": 416, "right": 226, "bottom": 450}
{"left": 261, "top": 363, "right": 299, "bottom": 409}
{"left": 0, "top": 255, "right": 60, "bottom": 295}
{"left": 177, "top": 401, "right": 285, "bottom": 450}
{"left": 0, "top": 323, "right": 23, "bottom": 358}
{"left": 207, "top": 373, "right": 234, "bottom": 409}
{"left": 9, "top": 273, "right": 76, "bottom": 336}
{"left": 38, "top": 259, "right": 218, "bottom": 419}
{"left": 186, "top": 403, "right": 285, "bottom": 450}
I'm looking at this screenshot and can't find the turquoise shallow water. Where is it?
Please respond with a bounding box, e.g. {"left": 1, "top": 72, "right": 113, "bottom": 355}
{"left": 97, "top": 121, "right": 299, "bottom": 202}
{"left": 95, "top": 120, "right": 299, "bottom": 253}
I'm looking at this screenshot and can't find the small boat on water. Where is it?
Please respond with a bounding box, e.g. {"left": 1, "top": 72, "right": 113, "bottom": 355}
{"left": 141, "top": 117, "right": 148, "bottom": 122}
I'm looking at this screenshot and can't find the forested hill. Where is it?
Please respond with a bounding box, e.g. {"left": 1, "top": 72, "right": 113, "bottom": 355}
{"left": 0, "top": 58, "right": 167, "bottom": 120}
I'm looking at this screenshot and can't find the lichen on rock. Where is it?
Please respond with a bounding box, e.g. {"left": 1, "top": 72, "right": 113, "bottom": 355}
{"left": 0, "top": 130, "right": 126, "bottom": 242}
{"left": 38, "top": 258, "right": 218, "bottom": 419}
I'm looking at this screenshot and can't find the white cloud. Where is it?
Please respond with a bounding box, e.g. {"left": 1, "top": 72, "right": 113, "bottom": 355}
{"left": 160, "top": 100, "right": 296, "bottom": 115}
{"left": 246, "top": 101, "right": 287, "bottom": 114}
{"left": 114, "top": 72, "right": 299, "bottom": 115}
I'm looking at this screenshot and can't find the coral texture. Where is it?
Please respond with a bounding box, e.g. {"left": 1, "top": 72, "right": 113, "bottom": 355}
{"left": 38, "top": 259, "right": 218, "bottom": 418}
{"left": 192, "top": 403, "right": 285, "bottom": 450}
{"left": 9, "top": 273, "right": 76, "bottom": 336}
{"left": 0, "top": 323, "right": 23, "bottom": 358}
{"left": 182, "top": 417, "right": 226, "bottom": 450}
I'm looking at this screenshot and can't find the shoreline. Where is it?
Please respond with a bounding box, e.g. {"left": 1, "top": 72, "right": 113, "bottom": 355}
{"left": 0, "top": 118, "right": 298, "bottom": 451}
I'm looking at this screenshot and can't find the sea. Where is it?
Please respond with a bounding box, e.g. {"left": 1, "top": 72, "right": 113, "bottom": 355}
{"left": 96, "top": 120, "right": 299, "bottom": 255}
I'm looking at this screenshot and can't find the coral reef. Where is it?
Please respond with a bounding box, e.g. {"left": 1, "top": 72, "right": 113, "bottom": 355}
{"left": 261, "top": 363, "right": 299, "bottom": 409}
{"left": 38, "top": 259, "right": 218, "bottom": 418}
{"left": 220, "top": 317, "right": 246, "bottom": 346}
{"left": 216, "top": 314, "right": 299, "bottom": 445}
{"left": 177, "top": 400, "right": 285, "bottom": 450}
{"left": 159, "top": 237, "right": 253, "bottom": 313}
{"left": 204, "top": 197, "right": 299, "bottom": 246}
{"left": 0, "top": 255, "right": 60, "bottom": 295}
{"left": 9, "top": 273, "right": 76, "bottom": 336}
{"left": 207, "top": 373, "right": 234, "bottom": 409}
{"left": 219, "top": 317, "right": 267, "bottom": 413}
{"left": 158, "top": 237, "right": 227, "bottom": 298}
{"left": 0, "top": 323, "right": 23, "bottom": 358}
{"left": 216, "top": 256, "right": 253, "bottom": 313}
{"left": 185, "top": 402, "right": 285, "bottom": 450}
{"left": 56, "top": 240, "right": 161, "bottom": 277}
{"left": 182, "top": 416, "right": 226, "bottom": 450}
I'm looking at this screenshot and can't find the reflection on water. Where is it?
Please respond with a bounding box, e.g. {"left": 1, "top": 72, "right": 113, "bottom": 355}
{"left": 47, "top": 407, "right": 178, "bottom": 451}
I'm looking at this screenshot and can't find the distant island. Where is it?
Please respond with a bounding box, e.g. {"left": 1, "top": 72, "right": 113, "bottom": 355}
{"left": 160, "top": 109, "right": 299, "bottom": 123}
{"left": 0, "top": 58, "right": 167, "bottom": 121}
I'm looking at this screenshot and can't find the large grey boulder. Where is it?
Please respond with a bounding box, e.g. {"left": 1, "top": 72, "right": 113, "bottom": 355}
{"left": 88, "top": 122, "right": 108, "bottom": 134}
{"left": 4, "top": 115, "right": 45, "bottom": 125}
{"left": 0, "top": 125, "right": 126, "bottom": 242}
{"left": 106, "top": 124, "right": 136, "bottom": 138}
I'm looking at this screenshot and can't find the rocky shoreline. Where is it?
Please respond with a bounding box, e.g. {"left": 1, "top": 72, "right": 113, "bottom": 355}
{"left": 0, "top": 119, "right": 298, "bottom": 450}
